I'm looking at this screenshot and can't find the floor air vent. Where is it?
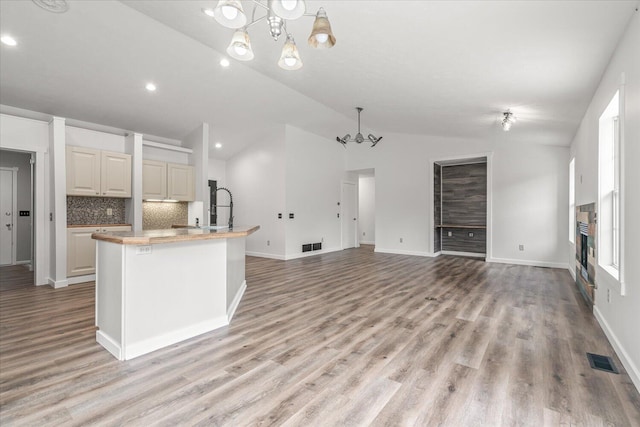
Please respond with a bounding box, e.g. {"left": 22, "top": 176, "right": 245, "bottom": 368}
{"left": 586, "top": 353, "right": 619, "bottom": 374}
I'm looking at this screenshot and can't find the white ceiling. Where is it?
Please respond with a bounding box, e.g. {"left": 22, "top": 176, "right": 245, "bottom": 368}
{"left": 0, "top": 1, "right": 637, "bottom": 159}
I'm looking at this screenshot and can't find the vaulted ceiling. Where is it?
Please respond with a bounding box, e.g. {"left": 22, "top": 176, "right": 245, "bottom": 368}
{"left": 1, "top": 1, "right": 637, "bottom": 159}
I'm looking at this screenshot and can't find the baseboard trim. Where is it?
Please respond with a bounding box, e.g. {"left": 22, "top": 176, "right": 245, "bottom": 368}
{"left": 15, "top": 260, "right": 31, "bottom": 266}
{"left": 246, "top": 251, "right": 285, "bottom": 260}
{"left": 374, "top": 248, "right": 438, "bottom": 257}
{"left": 96, "top": 330, "right": 122, "bottom": 360}
{"left": 360, "top": 240, "right": 375, "bottom": 245}
{"left": 486, "top": 257, "right": 569, "bottom": 269}
{"left": 227, "top": 280, "right": 246, "bottom": 321}
{"left": 48, "top": 278, "right": 69, "bottom": 289}
{"left": 441, "top": 250, "right": 486, "bottom": 258}
{"left": 284, "top": 247, "right": 341, "bottom": 260}
{"left": 123, "top": 316, "right": 229, "bottom": 360}
{"left": 568, "top": 265, "right": 576, "bottom": 280}
{"left": 594, "top": 306, "right": 640, "bottom": 393}
{"left": 68, "top": 274, "right": 96, "bottom": 285}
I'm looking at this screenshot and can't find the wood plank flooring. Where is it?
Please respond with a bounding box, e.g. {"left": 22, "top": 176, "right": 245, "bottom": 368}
{"left": 1, "top": 247, "right": 639, "bottom": 426}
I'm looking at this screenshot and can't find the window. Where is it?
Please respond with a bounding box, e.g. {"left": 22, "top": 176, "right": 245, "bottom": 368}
{"left": 598, "top": 91, "right": 620, "bottom": 279}
{"left": 569, "top": 158, "right": 575, "bottom": 244}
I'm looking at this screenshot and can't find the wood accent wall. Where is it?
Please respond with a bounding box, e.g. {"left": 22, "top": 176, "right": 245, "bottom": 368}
{"left": 439, "top": 162, "right": 487, "bottom": 254}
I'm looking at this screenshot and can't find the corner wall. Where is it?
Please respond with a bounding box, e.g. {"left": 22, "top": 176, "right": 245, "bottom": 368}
{"left": 569, "top": 11, "right": 640, "bottom": 390}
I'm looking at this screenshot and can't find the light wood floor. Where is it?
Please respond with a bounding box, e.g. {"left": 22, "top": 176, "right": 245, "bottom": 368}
{"left": 1, "top": 247, "right": 639, "bottom": 426}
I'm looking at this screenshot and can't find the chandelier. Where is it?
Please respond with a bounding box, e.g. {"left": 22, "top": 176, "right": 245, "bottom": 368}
{"left": 206, "top": 0, "right": 336, "bottom": 70}
{"left": 337, "top": 107, "right": 382, "bottom": 148}
{"left": 502, "top": 110, "right": 517, "bottom": 131}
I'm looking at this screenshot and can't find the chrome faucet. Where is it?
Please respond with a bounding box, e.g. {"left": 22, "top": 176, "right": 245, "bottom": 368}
{"left": 215, "top": 187, "right": 233, "bottom": 229}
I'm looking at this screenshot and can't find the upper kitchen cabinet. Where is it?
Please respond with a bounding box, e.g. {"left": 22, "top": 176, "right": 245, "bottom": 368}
{"left": 168, "top": 163, "right": 194, "bottom": 201}
{"left": 142, "top": 160, "right": 167, "bottom": 200}
{"left": 66, "top": 146, "right": 131, "bottom": 197}
{"left": 143, "top": 160, "right": 194, "bottom": 201}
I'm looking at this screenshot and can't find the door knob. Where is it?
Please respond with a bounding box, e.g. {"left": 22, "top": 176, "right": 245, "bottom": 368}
{"left": 5, "top": 223, "right": 12, "bottom": 230}
{"left": 5, "top": 212, "right": 10, "bottom": 216}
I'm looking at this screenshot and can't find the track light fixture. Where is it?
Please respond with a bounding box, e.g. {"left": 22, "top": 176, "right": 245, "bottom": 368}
{"left": 337, "top": 107, "right": 382, "bottom": 148}
{"left": 502, "top": 110, "right": 517, "bottom": 131}
{"left": 207, "top": 0, "right": 336, "bottom": 70}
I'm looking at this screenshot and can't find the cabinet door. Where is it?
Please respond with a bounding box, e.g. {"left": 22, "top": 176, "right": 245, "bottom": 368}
{"left": 101, "top": 151, "right": 131, "bottom": 198}
{"left": 67, "top": 228, "right": 100, "bottom": 276}
{"left": 142, "top": 160, "right": 167, "bottom": 200}
{"left": 167, "top": 163, "right": 195, "bottom": 201}
{"left": 66, "top": 146, "right": 101, "bottom": 196}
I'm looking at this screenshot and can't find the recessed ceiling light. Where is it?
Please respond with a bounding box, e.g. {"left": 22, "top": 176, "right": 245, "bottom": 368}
{"left": 1, "top": 35, "right": 17, "bottom": 47}
{"left": 220, "top": 58, "right": 230, "bottom": 68}
{"left": 202, "top": 8, "right": 215, "bottom": 17}
{"left": 145, "top": 82, "right": 157, "bottom": 92}
{"left": 215, "top": 142, "right": 222, "bottom": 149}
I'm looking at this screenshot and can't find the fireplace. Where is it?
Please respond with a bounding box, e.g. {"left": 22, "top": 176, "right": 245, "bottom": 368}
{"left": 576, "top": 203, "right": 596, "bottom": 304}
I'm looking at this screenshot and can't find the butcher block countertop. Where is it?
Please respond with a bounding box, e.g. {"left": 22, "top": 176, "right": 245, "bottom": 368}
{"left": 68, "top": 224, "right": 132, "bottom": 228}
{"left": 91, "top": 225, "right": 259, "bottom": 245}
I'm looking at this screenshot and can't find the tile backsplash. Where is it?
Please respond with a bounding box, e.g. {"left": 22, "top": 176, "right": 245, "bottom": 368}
{"left": 143, "top": 202, "right": 188, "bottom": 230}
{"left": 67, "top": 197, "right": 126, "bottom": 225}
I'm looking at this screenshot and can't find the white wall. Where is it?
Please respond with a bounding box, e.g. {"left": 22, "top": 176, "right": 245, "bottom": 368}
{"left": 0, "top": 113, "right": 50, "bottom": 285}
{"left": 284, "top": 125, "right": 345, "bottom": 258}
{"left": 346, "top": 133, "right": 569, "bottom": 266}
{"left": 570, "top": 12, "right": 640, "bottom": 391}
{"left": 66, "top": 126, "right": 126, "bottom": 152}
{"left": 358, "top": 175, "right": 375, "bottom": 245}
{"left": 226, "top": 129, "right": 286, "bottom": 258}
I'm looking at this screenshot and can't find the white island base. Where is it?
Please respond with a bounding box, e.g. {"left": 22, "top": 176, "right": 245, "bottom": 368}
{"left": 94, "top": 228, "right": 255, "bottom": 361}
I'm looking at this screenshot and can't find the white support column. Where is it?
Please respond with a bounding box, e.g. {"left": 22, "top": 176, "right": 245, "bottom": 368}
{"left": 48, "top": 116, "right": 68, "bottom": 288}
{"left": 126, "top": 133, "right": 144, "bottom": 231}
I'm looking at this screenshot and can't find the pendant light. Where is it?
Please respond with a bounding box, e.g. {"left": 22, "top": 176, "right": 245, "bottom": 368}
{"left": 278, "top": 34, "right": 303, "bottom": 70}
{"left": 308, "top": 7, "right": 336, "bottom": 49}
{"left": 337, "top": 107, "right": 382, "bottom": 148}
{"left": 226, "top": 29, "right": 254, "bottom": 61}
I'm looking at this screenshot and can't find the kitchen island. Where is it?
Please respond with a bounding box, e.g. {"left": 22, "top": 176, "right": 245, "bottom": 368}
{"left": 92, "top": 225, "right": 259, "bottom": 360}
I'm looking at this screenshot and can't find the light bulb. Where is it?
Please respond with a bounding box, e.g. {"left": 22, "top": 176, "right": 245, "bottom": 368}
{"left": 502, "top": 121, "right": 512, "bottom": 131}
{"left": 281, "top": 0, "right": 297, "bottom": 11}
{"left": 284, "top": 56, "right": 297, "bottom": 67}
{"left": 315, "top": 33, "right": 329, "bottom": 44}
{"left": 234, "top": 44, "right": 247, "bottom": 55}
{"left": 221, "top": 5, "right": 238, "bottom": 20}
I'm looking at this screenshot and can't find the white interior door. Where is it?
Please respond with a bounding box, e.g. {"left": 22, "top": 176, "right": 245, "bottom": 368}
{"left": 341, "top": 182, "right": 357, "bottom": 249}
{"left": 0, "top": 168, "right": 16, "bottom": 265}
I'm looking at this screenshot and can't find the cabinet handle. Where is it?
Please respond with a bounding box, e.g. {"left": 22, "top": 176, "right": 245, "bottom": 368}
{"left": 96, "top": 192, "right": 99, "bottom": 195}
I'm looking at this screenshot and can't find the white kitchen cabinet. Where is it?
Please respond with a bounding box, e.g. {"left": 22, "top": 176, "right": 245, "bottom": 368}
{"left": 67, "top": 225, "right": 131, "bottom": 277}
{"left": 142, "top": 161, "right": 194, "bottom": 202}
{"left": 142, "top": 160, "right": 167, "bottom": 200}
{"left": 167, "top": 163, "right": 195, "bottom": 201}
{"left": 66, "top": 146, "right": 131, "bottom": 197}
{"left": 66, "top": 146, "right": 101, "bottom": 196}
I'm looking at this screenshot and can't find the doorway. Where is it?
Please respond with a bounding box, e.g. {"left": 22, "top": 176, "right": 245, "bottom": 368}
{"left": 341, "top": 182, "right": 357, "bottom": 249}
{"left": 0, "top": 167, "right": 17, "bottom": 265}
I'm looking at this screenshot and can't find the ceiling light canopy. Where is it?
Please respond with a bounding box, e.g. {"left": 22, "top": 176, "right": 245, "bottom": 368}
{"left": 502, "top": 110, "right": 517, "bottom": 131}
{"left": 337, "top": 107, "right": 382, "bottom": 148}
{"left": 208, "top": 0, "right": 336, "bottom": 70}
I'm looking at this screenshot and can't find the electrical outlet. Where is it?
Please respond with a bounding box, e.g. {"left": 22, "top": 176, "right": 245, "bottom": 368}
{"left": 363, "top": 232, "right": 366, "bottom": 236}
{"left": 136, "top": 245, "right": 152, "bottom": 255}
{"left": 448, "top": 231, "right": 452, "bottom": 237}
{"left": 519, "top": 244, "right": 524, "bottom": 251}
{"left": 607, "top": 288, "right": 611, "bottom": 303}
{"left": 400, "top": 237, "right": 403, "bottom": 243}
{"left": 267, "top": 240, "right": 270, "bottom": 246}
{"left": 106, "top": 208, "right": 113, "bottom": 216}
{"left": 468, "top": 232, "right": 474, "bottom": 237}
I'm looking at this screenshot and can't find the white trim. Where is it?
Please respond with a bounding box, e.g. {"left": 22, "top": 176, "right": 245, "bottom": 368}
{"left": 359, "top": 240, "right": 375, "bottom": 245}
{"left": 0, "top": 167, "right": 18, "bottom": 265}
{"left": 48, "top": 277, "right": 69, "bottom": 288}
{"left": 568, "top": 265, "right": 576, "bottom": 280}
{"left": 441, "top": 250, "right": 485, "bottom": 258}
{"left": 14, "top": 260, "right": 31, "bottom": 265}
{"left": 487, "top": 257, "right": 569, "bottom": 269}
{"left": 340, "top": 181, "right": 357, "bottom": 250}
{"left": 142, "top": 140, "right": 193, "bottom": 154}
{"left": 374, "top": 247, "right": 437, "bottom": 257}
{"left": 227, "top": 280, "right": 246, "bottom": 321}
{"left": 594, "top": 306, "right": 640, "bottom": 393}
{"left": 285, "top": 247, "right": 342, "bottom": 260}
{"left": 96, "top": 330, "right": 122, "bottom": 360}
{"left": 123, "top": 316, "right": 228, "bottom": 360}
{"left": 245, "top": 251, "right": 286, "bottom": 260}
{"left": 67, "top": 274, "right": 96, "bottom": 285}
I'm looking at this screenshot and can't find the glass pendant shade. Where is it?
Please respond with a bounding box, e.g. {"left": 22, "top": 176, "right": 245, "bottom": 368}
{"left": 278, "top": 34, "right": 303, "bottom": 70}
{"left": 213, "top": 0, "right": 247, "bottom": 29}
{"left": 271, "top": 0, "right": 306, "bottom": 20}
{"left": 308, "top": 7, "right": 336, "bottom": 49}
{"left": 226, "top": 30, "right": 254, "bottom": 61}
